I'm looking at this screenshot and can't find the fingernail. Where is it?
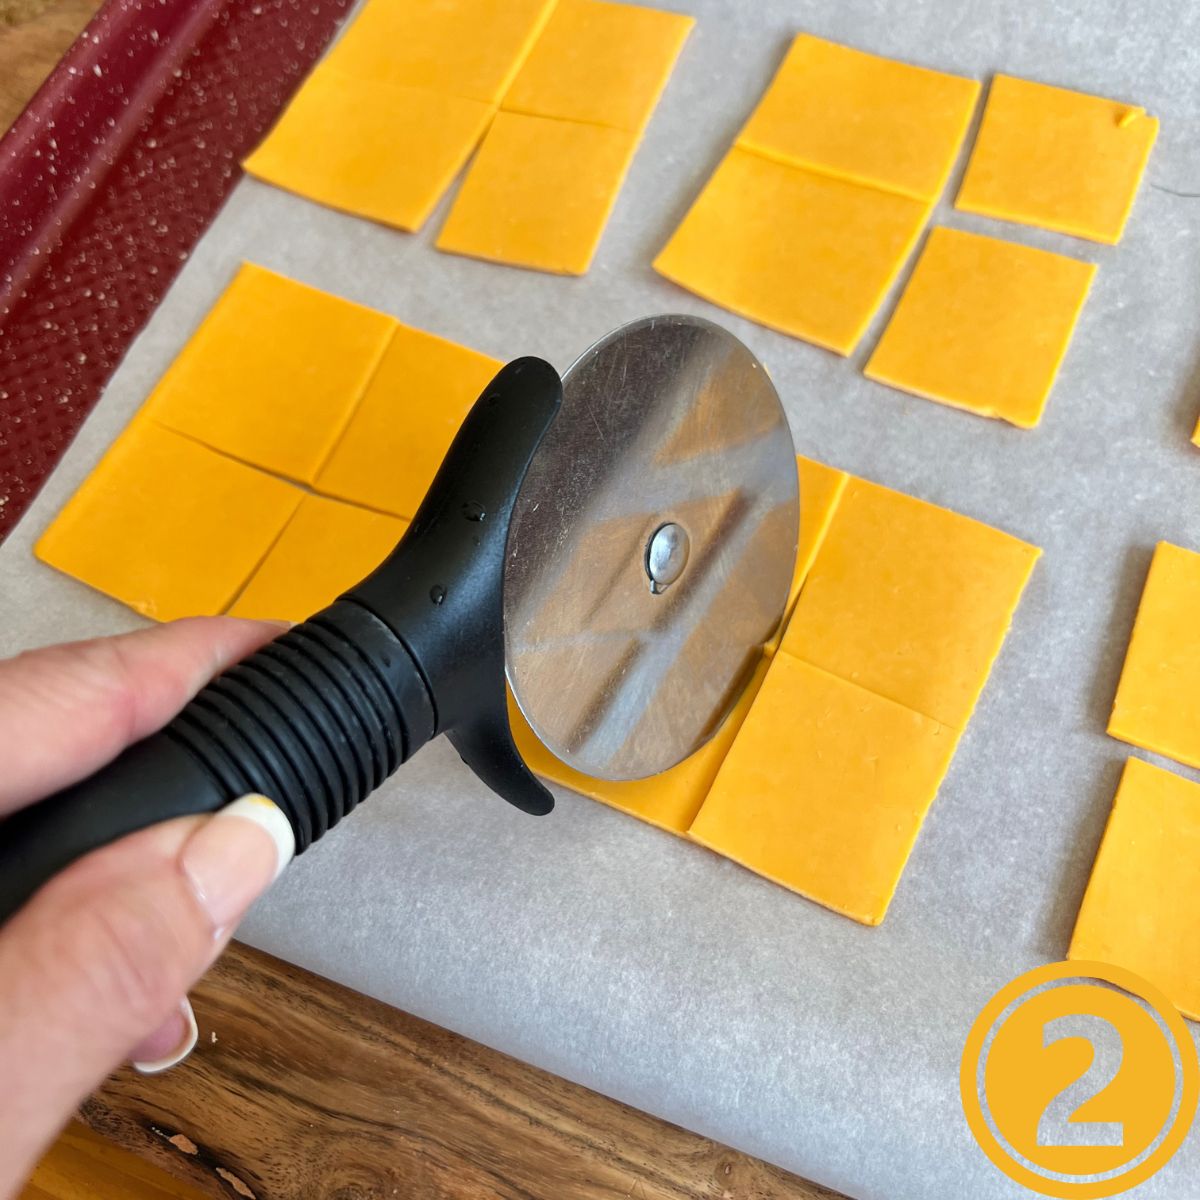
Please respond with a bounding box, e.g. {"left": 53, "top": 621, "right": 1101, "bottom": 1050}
{"left": 181, "top": 794, "right": 294, "bottom": 934}
{"left": 133, "top": 998, "right": 198, "bottom": 1074}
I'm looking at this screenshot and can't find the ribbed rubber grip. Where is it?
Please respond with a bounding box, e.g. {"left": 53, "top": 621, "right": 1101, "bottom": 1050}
{"left": 166, "top": 601, "right": 434, "bottom": 852}
{"left": 0, "top": 601, "right": 435, "bottom": 922}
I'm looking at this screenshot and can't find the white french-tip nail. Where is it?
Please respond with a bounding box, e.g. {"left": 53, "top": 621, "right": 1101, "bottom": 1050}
{"left": 220, "top": 793, "right": 295, "bottom": 884}
{"left": 133, "top": 998, "right": 199, "bottom": 1075}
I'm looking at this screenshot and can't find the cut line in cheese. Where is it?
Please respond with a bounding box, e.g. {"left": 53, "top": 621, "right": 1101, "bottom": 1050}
{"left": 144, "top": 262, "right": 397, "bottom": 485}
{"left": 688, "top": 653, "right": 959, "bottom": 926}
{"left": 739, "top": 33, "right": 980, "bottom": 202}
{"left": 229, "top": 494, "right": 408, "bottom": 624}
{"left": 322, "top": 0, "right": 557, "bottom": 105}
{"left": 35, "top": 421, "right": 303, "bottom": 622}
{"left": 956, "top": 74, "right": 1158, "bottom": 245}
{"left": 437, "top": 111, "right": 640, "bottom": 275}
{"left": 654, "top": 148, "right": 930, "bottom": 355}
{"left": 764, "top": 456, "right": 848, "bottom": 657}
{"left": 244, "top": 0, "right": 556, "bottom": 228}
{"left": 502, "top": 0, "right": 694, "bottom": 133}
{"left": 509, "top": 657, "right": 771, "bottom": 835}
{"left": 865, "top": 227, "right": 1096, "bottom": 429}
{"left": 316, "top": 324, "right": 502, "bottom": 520}
{"left": 1108, "top": 541, "right": 1200, "bottom": 771}
{"left": 1069, "top": 757, "right": 1200, "bottom": 1021}
{"left": 781, "top": 474, "right": 1041, "bottom": 729}
{"left": 244, "top": 69, "right": 496, "bottom": 234}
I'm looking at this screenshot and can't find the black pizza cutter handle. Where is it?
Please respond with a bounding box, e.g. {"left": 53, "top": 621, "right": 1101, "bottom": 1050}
{"left": 0, "top": 357, "right": 562, "bottom": 925}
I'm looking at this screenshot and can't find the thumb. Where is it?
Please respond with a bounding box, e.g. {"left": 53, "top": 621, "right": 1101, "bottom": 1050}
{"left": 0, "top": 795, "right": 293, "bottom": 1194}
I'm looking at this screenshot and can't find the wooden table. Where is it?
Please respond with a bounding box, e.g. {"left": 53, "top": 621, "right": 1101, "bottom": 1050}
{"left": 4, "top": 6, "right": 845, "bottom": 1198}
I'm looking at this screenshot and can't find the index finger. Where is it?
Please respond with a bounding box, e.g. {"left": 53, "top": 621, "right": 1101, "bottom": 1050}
{"left": 0, "top": 617, "right": 281, "bottom": 815}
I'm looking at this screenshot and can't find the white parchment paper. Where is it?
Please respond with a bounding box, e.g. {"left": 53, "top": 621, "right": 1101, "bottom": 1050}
{"left": 2, "top": 2, "right": 1199, "bottom": 1196}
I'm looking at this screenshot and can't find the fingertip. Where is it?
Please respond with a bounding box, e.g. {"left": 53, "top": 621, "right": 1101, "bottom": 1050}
{"left": 219, "top": 794, "right": 295, "bottom": 884}
{"left": 132, "top": 997, "right": 198, "bottom": 1075}
{"left": 180, "top": 795, "right": 294, "bottom": 934}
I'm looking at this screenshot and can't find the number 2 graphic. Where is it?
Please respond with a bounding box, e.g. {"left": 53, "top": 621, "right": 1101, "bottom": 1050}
{"left": 1037, "top": 1014, "right": 1125, "bottom": 1148}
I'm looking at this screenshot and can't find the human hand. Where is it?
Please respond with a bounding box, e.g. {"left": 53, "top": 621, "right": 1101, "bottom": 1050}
{"left": 0, "top": 618, "right": 296, "bottom": 1198}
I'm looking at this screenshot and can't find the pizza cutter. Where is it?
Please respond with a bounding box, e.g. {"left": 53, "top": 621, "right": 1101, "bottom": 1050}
{"left": 0, "top": 315, "right": 798, "bottom": 921}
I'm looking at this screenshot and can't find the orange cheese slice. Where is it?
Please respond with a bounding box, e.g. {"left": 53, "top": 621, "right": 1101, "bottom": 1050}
{"left": 509, "top": 657, "right": 770, "bottom": 835}
{"left": 36, "top": 421, "right": 302, "bottom": 621}
{"left": 654, "top": 148, "right": 930, "bottom": 354}
{"left": 956, "top": 74, "right": 1158, "bottom": 245}
{"left": 145, "top": 263, "right": 396, "bottom": 484}
{"left": 739, "top": 34, "right": 980, "bottom": 202}
{"left": 688, "top": 654, "right": 959, "bottom": 925}
{"left": 322, "top": 0, "right": 557, "bottom": 105}
{"left": 502, "top": 0, "right": 694, "bottom": 133}
{"left": 243, "top": 69, "right": 495, "bottom": 234}
{"left": 437, "top": 111, "right": 640, "bottom": 275}
{"left": 1109, "top": 542, "right": 1200, "bottom": 770}
{"left": 316, "top": 324, "right": 501, "bottom": 519}
{"left": 865, "top": 227, "right": 1096, "bottom": 429}
{"left": 229, "top": 495, "right": 408, "bottom": 624}
{"left": 781, "top": 475, "right": 1041, "bottom": 729}
{"left": 1069, "top": 758, "right": 1200, "bottom": 1020}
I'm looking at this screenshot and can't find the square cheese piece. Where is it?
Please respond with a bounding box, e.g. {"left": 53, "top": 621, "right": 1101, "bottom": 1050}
{"left": 229, "top": 495, "right": 408, "bottom": 624}
{"left": 864, "top": 227, "right": 1096, "bottom": 429}
{"left": 145, "top": 263, "right": 396, "bottom": 484}
{"left": 323, "top": 0, "right": 556, "bottom": 104}
{"left": 654, "top": 148, "right": 930, "bottom": 354}
{"left": 1109, "top": 542, "right": 1200, "bottom": 770}
{"left": 316, "top": 324, "right": 502, "bottom": 519}
{"left": 1069, "top": 758, "right": 1200, "bottom": 1020}
{"left": 739, "top": 34, "right": 980, "bottom": 202}
{"left": 36, "top": 421, "right": 302, "bottom": 621}
{"left": 436, "top": 112, "right": 639, "bottom": 275}
{"left": 502, "top": 0, "right": 694, "bottom": 132}
{"left": 689, "top": 654, "right": 959, "bottom": 925}
{"left": 509, "top": 658, "right": 770, "bottom": 835}
{"left": 243, "top": 69, "right": 495, "bottom": 233}
{"left": 956, "top": 74, "right": 1159, "bottom": 245}
{"left": 781, "top": 476, "right": 1040, "bottom": 729}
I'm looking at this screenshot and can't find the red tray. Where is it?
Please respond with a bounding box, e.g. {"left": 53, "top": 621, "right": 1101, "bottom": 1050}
{"left": 0, "top": 0, "right": 351, "bottom": 541}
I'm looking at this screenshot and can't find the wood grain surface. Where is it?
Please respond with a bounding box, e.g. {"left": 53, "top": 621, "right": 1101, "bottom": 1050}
{"left": 0, "top": 0, "right": 103, "bottom": 132}
{"left": 5, "top": 6, "right": 843, "bottom": 1200}
{"left": 23, "top": 1122, "right": 208, "bottom": 1200}
{"left": 78, "top": 941, "right": 845, "bottom": 1200}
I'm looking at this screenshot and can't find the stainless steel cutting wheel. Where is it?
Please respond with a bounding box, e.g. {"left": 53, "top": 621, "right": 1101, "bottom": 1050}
{"left": 504, "top": 315, "right": 800, "bottom": 780}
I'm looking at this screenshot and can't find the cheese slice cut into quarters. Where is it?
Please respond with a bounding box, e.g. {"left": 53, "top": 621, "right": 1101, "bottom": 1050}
{"left": 145, "top": 263, "right": 396, "bottom": 484}
{"left": 781, "top": 475, "right": 1041, "bottom": 729}
{"left": 502, "top": 0, "right": 694, "bottom": 132}
{"left": 1069, "top": 757, "right": 1200, "bottom": 1020}
{"left": 509, "top": 657, "right": 770, "bottom": 835}
{"left": 316, "top": 324, "right": 501, "bottom": 519}
{"left": 322, "top": 0, "right": 557, "bottom": 105}
{"left": 243, "top": 69, "right": 495, "bottom": 234}
{"left": 36, "top": 421, "right": 302, "bottom": 622}
{"left": 437, "top": 111, "right": 639, "bottom": 275}
{"left": 739, "top": 34, "right": 980, "bottom": 202}
{"left": 865, "top": 227, "right": 1096, "bottom": 429}
{"left": 956, "top": 74, "right": 1158, "bottom": 245}
{"left": 1109, "top": 541, "right": 1200, "bottom": 770}
{"left": 654, "top": 148, "right": 930, "bottom": 355}
{"left": 689, "top": 654, "right": 959, "bottom": 925}
{"left": 229, "top": 495, "right": 408, "bottom": 624}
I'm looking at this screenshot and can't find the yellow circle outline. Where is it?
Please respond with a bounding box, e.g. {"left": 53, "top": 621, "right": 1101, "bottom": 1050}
{"left": 960, "top": 961, "right": 1199, "bottom": 1199}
